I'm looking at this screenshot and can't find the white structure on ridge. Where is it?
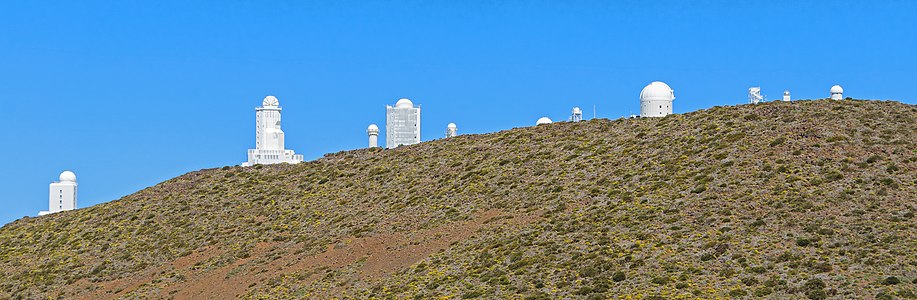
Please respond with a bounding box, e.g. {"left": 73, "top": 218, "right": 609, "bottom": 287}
{"left": 570, "top": 107, "right": 583, "bottom": 122}
{"left": 445, "top": 123, "right": 458, "bottom": 138}
{"left": 242, "top": 96, "right": 304, "bottom": 166}
{"left": 386, "top": 98, "right": 421, "bottom": 149}
{"left": 748, "top": 87, "right": 764, "bottom": 104}
{"left": 830, "top": 85, "right": 844, "bottom": 100}
{"left": 367, "top": 124, "right": 379, "bottom": 148}
{"left": 640, "top": 81, "right": 675, "bottom": 117}
{"left": 536, "top": 117, "right": 553, "bottom": 125}
{"left": 39, "top": 171, "right": 77, "bottom": 216}
{"left": 783, "top": 90, "right": 791, "bottom": 102}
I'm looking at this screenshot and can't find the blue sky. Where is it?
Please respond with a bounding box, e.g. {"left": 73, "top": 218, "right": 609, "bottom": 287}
{"left": 1, "top": 1, "right": 915, "bottom": 225}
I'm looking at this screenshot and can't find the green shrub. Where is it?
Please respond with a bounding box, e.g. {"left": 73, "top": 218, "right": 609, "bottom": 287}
{"left": 882, "top": 276, "right": 900, "bottom": 285}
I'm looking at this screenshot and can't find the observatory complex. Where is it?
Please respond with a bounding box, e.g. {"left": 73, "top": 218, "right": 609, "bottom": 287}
{"left": 783, "top": 90, "right": 791, "bottom": 102}
{"left": 386, "top": 98, "right": 421, "bottom": 149}
{"left": 831, "top": 85, "right": 844, "bottom": 100}
{"left": 39, "top": 171, "right": 77, "bottom": 216}
{"left": 242, "top": 96, "right": 304, "bottom": 166}
{"left": 640, "top": 81, "right": 675, "bottom": 117}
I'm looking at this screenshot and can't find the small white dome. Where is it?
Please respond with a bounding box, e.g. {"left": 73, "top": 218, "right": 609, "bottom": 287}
{"left": 640, "top": 81, "right": 675, "bottom": 101}
{"left": 572, "top": 107, "right": 582, "bottom": 114}
{"left": 447, "top": 123, "right": 457, "bottom": 129}
{"left": 536, "top": 117, "right": 553, "bottom": 125}
{"left": 59, "top": 171, "right": 76, "bottom": 182}
{"left": 395, "top": 98, "right": 414, "bottom": 108}
{"left": 830, "top": 85, "right": 844, "bottom": 94}
{"left": 263, "top": 95, "right": 280, "bottom": 107}
{"left": 367, "top": 124, "right": 379, "bottom": 132}
{"left": 784, "top": 90, "right": 790, "bottom": 95}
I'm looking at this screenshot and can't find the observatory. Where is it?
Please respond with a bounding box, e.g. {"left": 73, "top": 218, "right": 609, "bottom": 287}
{"left": 570, "top": 107, "right": 583, "bottom": 122}
{"left": 39, "top": 171, "right": 78, "bottom": 216}
{"left": 783, "top": 90, "right": 791, "bottom": 102}
{"left": 386, "top": 98, "right": 421, "bottom": 148}
{"left": 830, "top": 85, "right": 844, "bottom": 100}
{"left": 367, "top": 124, "right": 379, "bottom": 148}
{"left": 640, "top": 81, "right": 674, "bottom": 117}
{"left": 536, "top": 117, "right": 553, "bottom": 125}
{"left": 748, "top": 87, "right": 764, "bottom": 104}
{"left": 445, "top": 123, "right": 458, "bottom": 138}
{"left": 242, "top": 96, "right": 304, "bottom": 166}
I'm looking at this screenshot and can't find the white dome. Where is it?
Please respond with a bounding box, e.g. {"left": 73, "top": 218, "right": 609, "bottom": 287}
{"left": 536, "top": 117, "right": 553, "bottom": 125}
{"left": 640, "top": 81, "right": 675, "bottom": 101}
{"left": 59, "top": 171, "right": 76, "bottom": 182}
{"left": 367, "top": 124, "right": 379, "bottom": 131}
{"left": 784, "top": 90, "right": 790, "bottom": 95}
{"left": 830, "top": 85, "right": 844, "bottom": 94}
{"left": 395, "top": 98, "right": 414, "bottom": 108}
{"left": 263, "top": 95, "right": 280, "bottom": 107}
{"left": 447, "top": 123, "right": 457, "bottom": 129}
{"left": 572, "top": 107, "right": 582, "bottom": 114}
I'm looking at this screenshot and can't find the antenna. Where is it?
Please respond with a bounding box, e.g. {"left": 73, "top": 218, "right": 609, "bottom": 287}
{"left": 593, "top": 104, "right": 596, "bottom": 119}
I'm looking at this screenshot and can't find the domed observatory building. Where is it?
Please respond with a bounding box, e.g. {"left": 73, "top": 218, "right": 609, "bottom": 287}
{"left": 830, "top": 85, "right": 844, "bottom": 100}
{"left": 39, "top": 171, "right": 78, "bottom": 216}
{"left": 242, "top": 96, "right": 304, "bottom": 166}
{"left": 640, "top": 81, "right": 675, "bottom": 117}
{"left": 386, "top": 98, "right": 421, "bottom": 149}
{"left": 536, "top": 117, "right": 553, "bottom": 125}
{"left": 367, "top": 124, "right": 380, "bottom": 148}
{"left": 445, "top": 123, "right": 458, "bottom": 138}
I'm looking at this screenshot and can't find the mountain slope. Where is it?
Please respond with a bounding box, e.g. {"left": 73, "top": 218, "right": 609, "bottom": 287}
{"left": 1, "top": 100, "right": 915, "bottom": 299}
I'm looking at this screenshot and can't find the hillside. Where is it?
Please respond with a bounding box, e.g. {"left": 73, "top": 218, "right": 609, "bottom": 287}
{"left": 1, "top": 99, "right": 916, "bottom": 299}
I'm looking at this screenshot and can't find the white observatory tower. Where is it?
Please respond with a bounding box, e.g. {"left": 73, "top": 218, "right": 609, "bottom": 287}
{"left": 748, "top": 87, "right": 764, "bottom": 104}
{"left": 536, "top": 117, "right": 553, "bottom": 125}
{"left": 385, "top": 98, "right": 421, "bottom": 149}
{"left": 242, "top": 96, "right": 304, "bottom": 166}
{"left": 571, "top": 107, "right": 583, "bottom": 122}
{"left": 367, "top": 124, "right": 379, "bottom": 148}
{"left": 40, "top": 171, "right": 77, "bottom": 216}
{"left": 830, "top": 85, "right": 844, "bottom": 100}
{"left": 640, "top": 81, "right": 675, "bottom": 117}
{"left": 783, "top": 90, "right": 791, "bottom": 102}
{"left": 445, "top": 123, "right": 458, "bottom": 138}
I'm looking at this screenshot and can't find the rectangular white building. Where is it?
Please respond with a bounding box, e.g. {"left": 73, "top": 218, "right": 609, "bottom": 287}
{"left": 386, "top": 98, "right": 421, "bottom": 149}
{"left": 40, "top": 171, "right": 77, "bottom": 216}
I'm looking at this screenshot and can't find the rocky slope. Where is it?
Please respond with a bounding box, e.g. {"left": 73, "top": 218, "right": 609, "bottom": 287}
{"left": 1, "top": 99, "right": 915, "bottom": 299}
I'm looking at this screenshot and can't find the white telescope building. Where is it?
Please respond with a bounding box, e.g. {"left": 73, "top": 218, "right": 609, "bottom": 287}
{"left": 536, "top": 117, "right": 553, "bottom": 125}
{"left": 830, "top": 85, "right": 844, "bottom": 100}
{"left": 386, "top": 98, "right": 421, "bottom": 149}
{"left": 640, "top": 81, "right": 675, "bottom": 117}
{"left": 445, "top": 123, "right": 458, "bottom": 138}
{"left": 367, "top": 124, "right": 380, "bottom": 148}
{"left": 242, "top": 96, "right": 304, "bottom": 166}
{"left": 39, "top": 171, "right": 77, "bottom": 216}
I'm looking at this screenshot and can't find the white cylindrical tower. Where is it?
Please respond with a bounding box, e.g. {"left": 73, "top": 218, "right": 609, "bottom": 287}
{"left": 783, "top": 90, "right": 791, "bottom": 101}
{"left": 830, "top": 85, "right": 844, "bottom": 100}
{"left": 445, "top": 123, "right": 458, "bottom": 138}
{"left": 640, "top": 81, "right": 675, "bottom": 117}
{"left": 536, "top": 117, "right": 553, "bottom": 125}
{"left": 367, "top": 124, "right": 379, "bottom": 148}
{"left": 571, "top": 107, "right": 583, "bottom": 122}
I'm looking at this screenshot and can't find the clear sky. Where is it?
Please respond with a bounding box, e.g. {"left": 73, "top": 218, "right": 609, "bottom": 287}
{"left": 1, "top": 1, "right": 915, "bottom": 225}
